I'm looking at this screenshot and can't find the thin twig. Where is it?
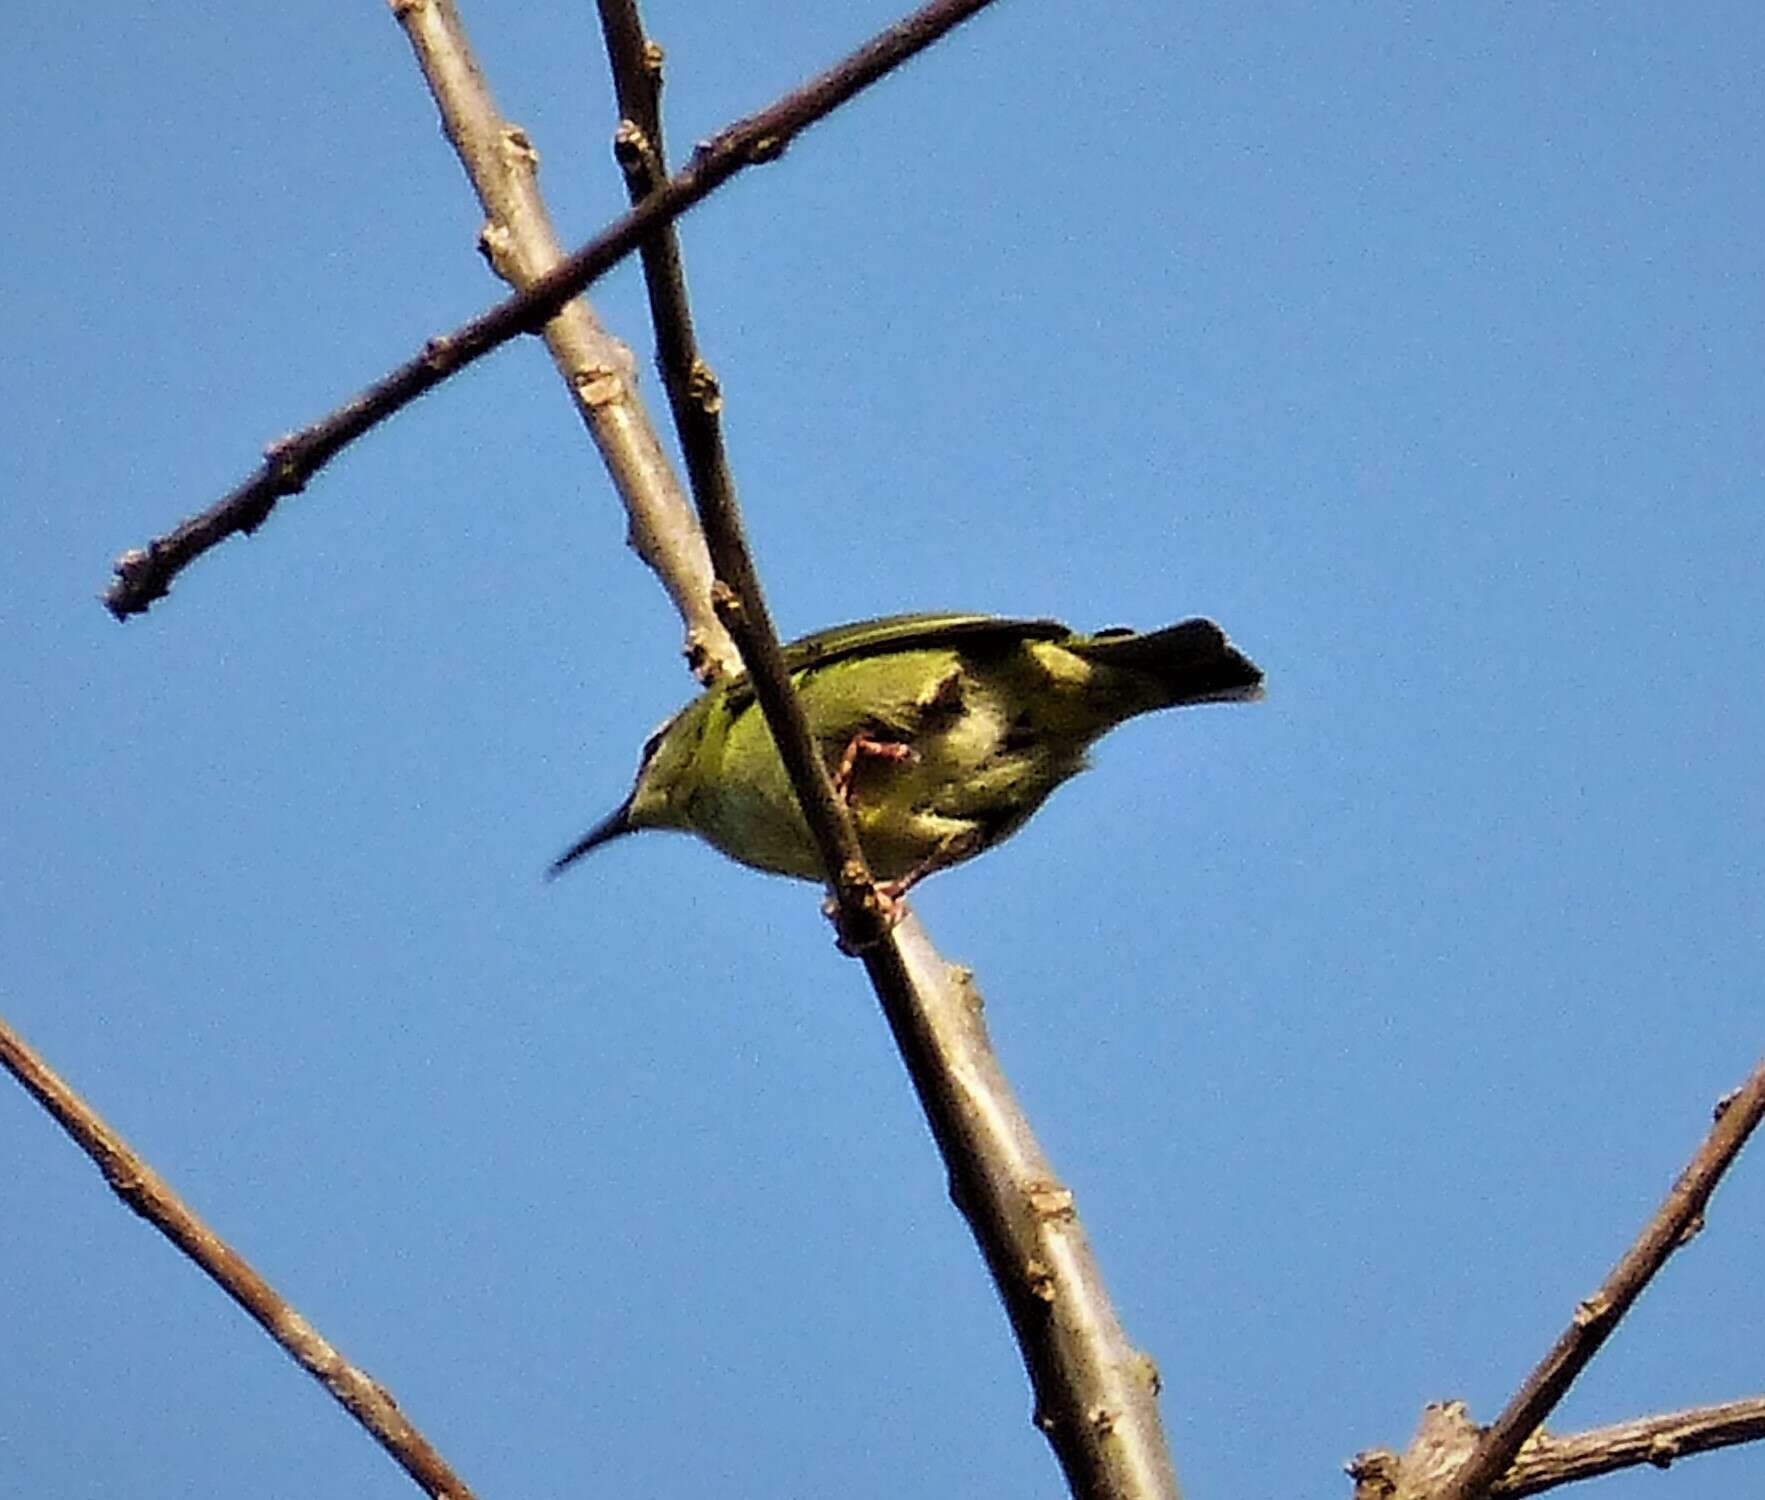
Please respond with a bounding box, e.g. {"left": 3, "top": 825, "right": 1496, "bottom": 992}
{"left": 0, "top": 1014, "right": 476, "bottom": 1500}
{"left": 1500, "top": 1395, "right": 1765, "bottom": 1496}
{"left": 102, "top": 0, "right": 1002, "bottom": 620}
{"left": 589, "top": 0, "right": 885, "bottom": 940}
{"left": 1432, "top": 1057, "right": 1765, "bottom": 1500}
{"left": 1351, "top": 1393, "right": 1765, "bottom": 1500}
{"left": 589, "top": 6, "right": 1181, "bottom": 1494}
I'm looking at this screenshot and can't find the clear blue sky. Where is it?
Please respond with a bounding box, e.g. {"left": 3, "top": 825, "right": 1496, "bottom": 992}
{"left": 4, "top": 3, "right": 1762, "bottom": 1497}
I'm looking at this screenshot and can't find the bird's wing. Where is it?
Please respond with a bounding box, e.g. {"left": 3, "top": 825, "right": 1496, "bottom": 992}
{"left": 787, "top": 613, "right": 1068, "bottom": 671}
{"left": 720, "top": 614, "right": 1072, "bottom": 713}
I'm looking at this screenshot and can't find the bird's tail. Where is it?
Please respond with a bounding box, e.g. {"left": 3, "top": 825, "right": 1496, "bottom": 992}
{"left": 1070, "top": 619, "right": 1264, "bottom": 708}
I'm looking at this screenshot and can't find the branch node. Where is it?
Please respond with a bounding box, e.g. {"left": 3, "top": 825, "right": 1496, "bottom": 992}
{"left": 260, "top": 436, "right": 310, "bottom": 500}
{"left": 475, "top": 222, "right": 517, "bottom": 279}
{"left": 687, "top": 358, "right": 723, "bottom": 415}
{"left": 709, "top": 578, "right": 744, "bottom": 631}
{"left": 572, "top": 366, "right": 626, "bottom": 410}
{"left": 612, "top": 120, "right": 661, "bottom": 197}
{"left": 1027, "top": 1180, "right": 1075, "bottom": 1222}
{"left": 682, "top": 626, "right": 725, "bottom": 686}
{"left": 1573, "top": 1291, "right": 1613, "bottom": 1328}
{"left": 1133, "top": 1351, "right": 1162, "bottom": 1397}
{"left": 420, "top": 333, "right": 458, "bottom": 373}
{"left": 745, "top": 132, "right": 788, "bottom": 164}
{"left": 499, "top": 123, "right": 539, "bottom": 172}
{"left": 1647, "top": 1432, "right": 1681, "bottom": 1468}
{"left": 1345, "top": 1448, "right": 1400, "bottom": 1500}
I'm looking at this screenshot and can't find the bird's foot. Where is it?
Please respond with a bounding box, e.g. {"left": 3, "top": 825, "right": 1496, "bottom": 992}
{"left": 878, "top": 826, "right": 984, "bottom": 903}
{"left": 830, "top": 731, "right": 917, "bottom": 803}
{"left": 823, "top": 880, "right": 907, "bottom": 954}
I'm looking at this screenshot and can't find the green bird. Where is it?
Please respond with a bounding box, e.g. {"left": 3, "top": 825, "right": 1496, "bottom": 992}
{"left": 550, "top": 613, "right": 1262, "bottom": 893}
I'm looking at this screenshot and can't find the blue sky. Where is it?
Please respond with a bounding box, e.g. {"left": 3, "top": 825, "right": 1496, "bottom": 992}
{"left": 4, "top": 3, "right": 1762, "bottom": 1497}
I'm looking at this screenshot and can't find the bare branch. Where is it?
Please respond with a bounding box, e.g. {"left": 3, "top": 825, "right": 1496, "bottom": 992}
{"left": 588, "top": 6, "right": 1181, "bottom": 1493}
{"left": 588, "top": 0, "right": 887, "bottom": 943}
{"left": 393, "top": 0, "right": 734, "bottom": 680}
{"left": 102, "top": 0, "right": 1002, "bottom": 621}
{"left": 1433, "top": 1056, "right": 1765, "bottom": 1500}
{"left": 0, "top": 1014, "right": 476, "bottom": 1500}
{"left": 1353, "top": 1058, "right": 1765, "bottom": 1500}
{"left": 1501, "top": 1396, "right": 1765, "bottom": 1496}
{"left": 1351, "top": 1395, "right": 1765, "bottom": 1500}
{"left": 878, "top": 920, "right": 1182, "bottom": 1500}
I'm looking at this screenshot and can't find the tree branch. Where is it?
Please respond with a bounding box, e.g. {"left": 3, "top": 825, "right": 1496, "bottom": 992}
{"left": 392, "top": 0, "right": 734, "bottom": 680}
{"left": 1351, "top": 1395, "right": 1765, "bottom": 1500}
{"left": 101, "top": 0, "right": 1002, "bottom": 621}
{"left": 589, "top": 5, "right": 1180, "bottom": 1494}
{"left": 1353, "top": 1057, "right": 1765, "bottom": 1500}
{"left": 1500, "top": 1396, "right": 1765, "bottom": 1497}
{"left": 1433, "top": 1056, "right": 1765, "bottom": 1500}
{"left": 0, "top": 1013, "right": 476, "bottom": 1500}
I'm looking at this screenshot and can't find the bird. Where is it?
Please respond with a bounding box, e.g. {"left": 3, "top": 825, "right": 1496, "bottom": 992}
{"left": 550, "top": 612, "right": 1262, "bottom": 895}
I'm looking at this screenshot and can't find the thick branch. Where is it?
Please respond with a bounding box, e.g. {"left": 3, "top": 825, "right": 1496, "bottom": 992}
{"left": 874, "top": 922, "right": 1181, "bottom": 1500}
{"left": 392, "top": 0, "right": 732, "bottom": 679}
{"left": 102, "top": 0, "right": 1002, "bottom": 621}
{"left": 0, "top": 1014, "right": 476, "bottom": 1500}
{"left": 590, "top": 7, "right": 1180, "bottom": 1494}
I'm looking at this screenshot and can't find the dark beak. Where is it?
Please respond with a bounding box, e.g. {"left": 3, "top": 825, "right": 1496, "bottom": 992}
{"left": 546, "top": 795, "right": 636, "bottom": 879}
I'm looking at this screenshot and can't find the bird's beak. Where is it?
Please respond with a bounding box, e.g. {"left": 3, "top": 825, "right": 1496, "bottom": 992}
{"left": 546, "top": 794, "right": 636, "bottom": 879}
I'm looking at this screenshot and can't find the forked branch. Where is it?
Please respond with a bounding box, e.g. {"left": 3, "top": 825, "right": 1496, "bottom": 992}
{"left": 590, "top": 4, "right": 1181, "bottom": 1494}
{"left": 1353, "top": 1056, "right": 1765, "bottom": 1500}
{"left": 102, "top": 0, "right": 1001, "bottom": 621}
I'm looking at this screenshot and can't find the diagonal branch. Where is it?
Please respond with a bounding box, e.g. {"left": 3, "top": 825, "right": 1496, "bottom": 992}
{"left": 589, "top": 0, "right": 884, "bottom": 940}
{"left": 1500, "top": 1395, "right": 1765, "bottom": 1496}
{"left": 102, "top": 0, "right": 1002, "bottom": 621}
{"left": 1429, "top": 1055, "right": 1765, "bottom": 1500}
{"left": 0, "top": 1013, "right": 477, "bottom": 1500}
{"left": 1351, "top": 1393, "right": 1765, "bottom": 1500}
{"left": 394, "top": 0, "right": 733, "bottom": 679}
{"left": 589, "top": 5, "right": 1181, "bottom": 1496}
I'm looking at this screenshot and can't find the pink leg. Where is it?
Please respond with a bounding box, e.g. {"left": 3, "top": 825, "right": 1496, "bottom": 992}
{"left": 831, "top": 731, "right": 916, "bottom": 803}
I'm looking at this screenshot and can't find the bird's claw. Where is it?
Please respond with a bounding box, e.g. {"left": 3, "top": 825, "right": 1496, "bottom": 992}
{"left": 831, "top": 732, "right": 917, "bottom": 803}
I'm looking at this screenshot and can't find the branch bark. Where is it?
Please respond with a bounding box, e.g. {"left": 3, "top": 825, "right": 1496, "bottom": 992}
{"left": 1351, "top": 1396, "right": 1765, "bottom": 1500}
{"left": 588, "top": 4, "right": 1181, "bottom": 1494}
{"left": 1434, "top": 1057, "right": 1765, "bottom": 1500}
{"left": 392, "top": 0, "right": 734, "bottom": 680}
{"left": 0, "top": 1015, "right": 476, "bottom": 1500}
{"left": 1352, "top": 1057, "right": 1765, "bottom": 1500}
{"left": 102, "top": 0, "right": 1004, "bottom": 622}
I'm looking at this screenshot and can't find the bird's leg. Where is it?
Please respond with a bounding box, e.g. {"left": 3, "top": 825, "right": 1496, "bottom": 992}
{"left": 825, "top": 828, "right": 981, "bottom": 954}
{"left": 830, "top": 730, "right": 916, "bottom": 805}
{"left": 877, "top": 826, "right": 984, "bottom": 903}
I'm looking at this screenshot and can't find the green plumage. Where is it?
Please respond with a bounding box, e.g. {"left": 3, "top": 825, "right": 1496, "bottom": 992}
{"left": 552, "top": 613, "right": 1262, "bottom": 888}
